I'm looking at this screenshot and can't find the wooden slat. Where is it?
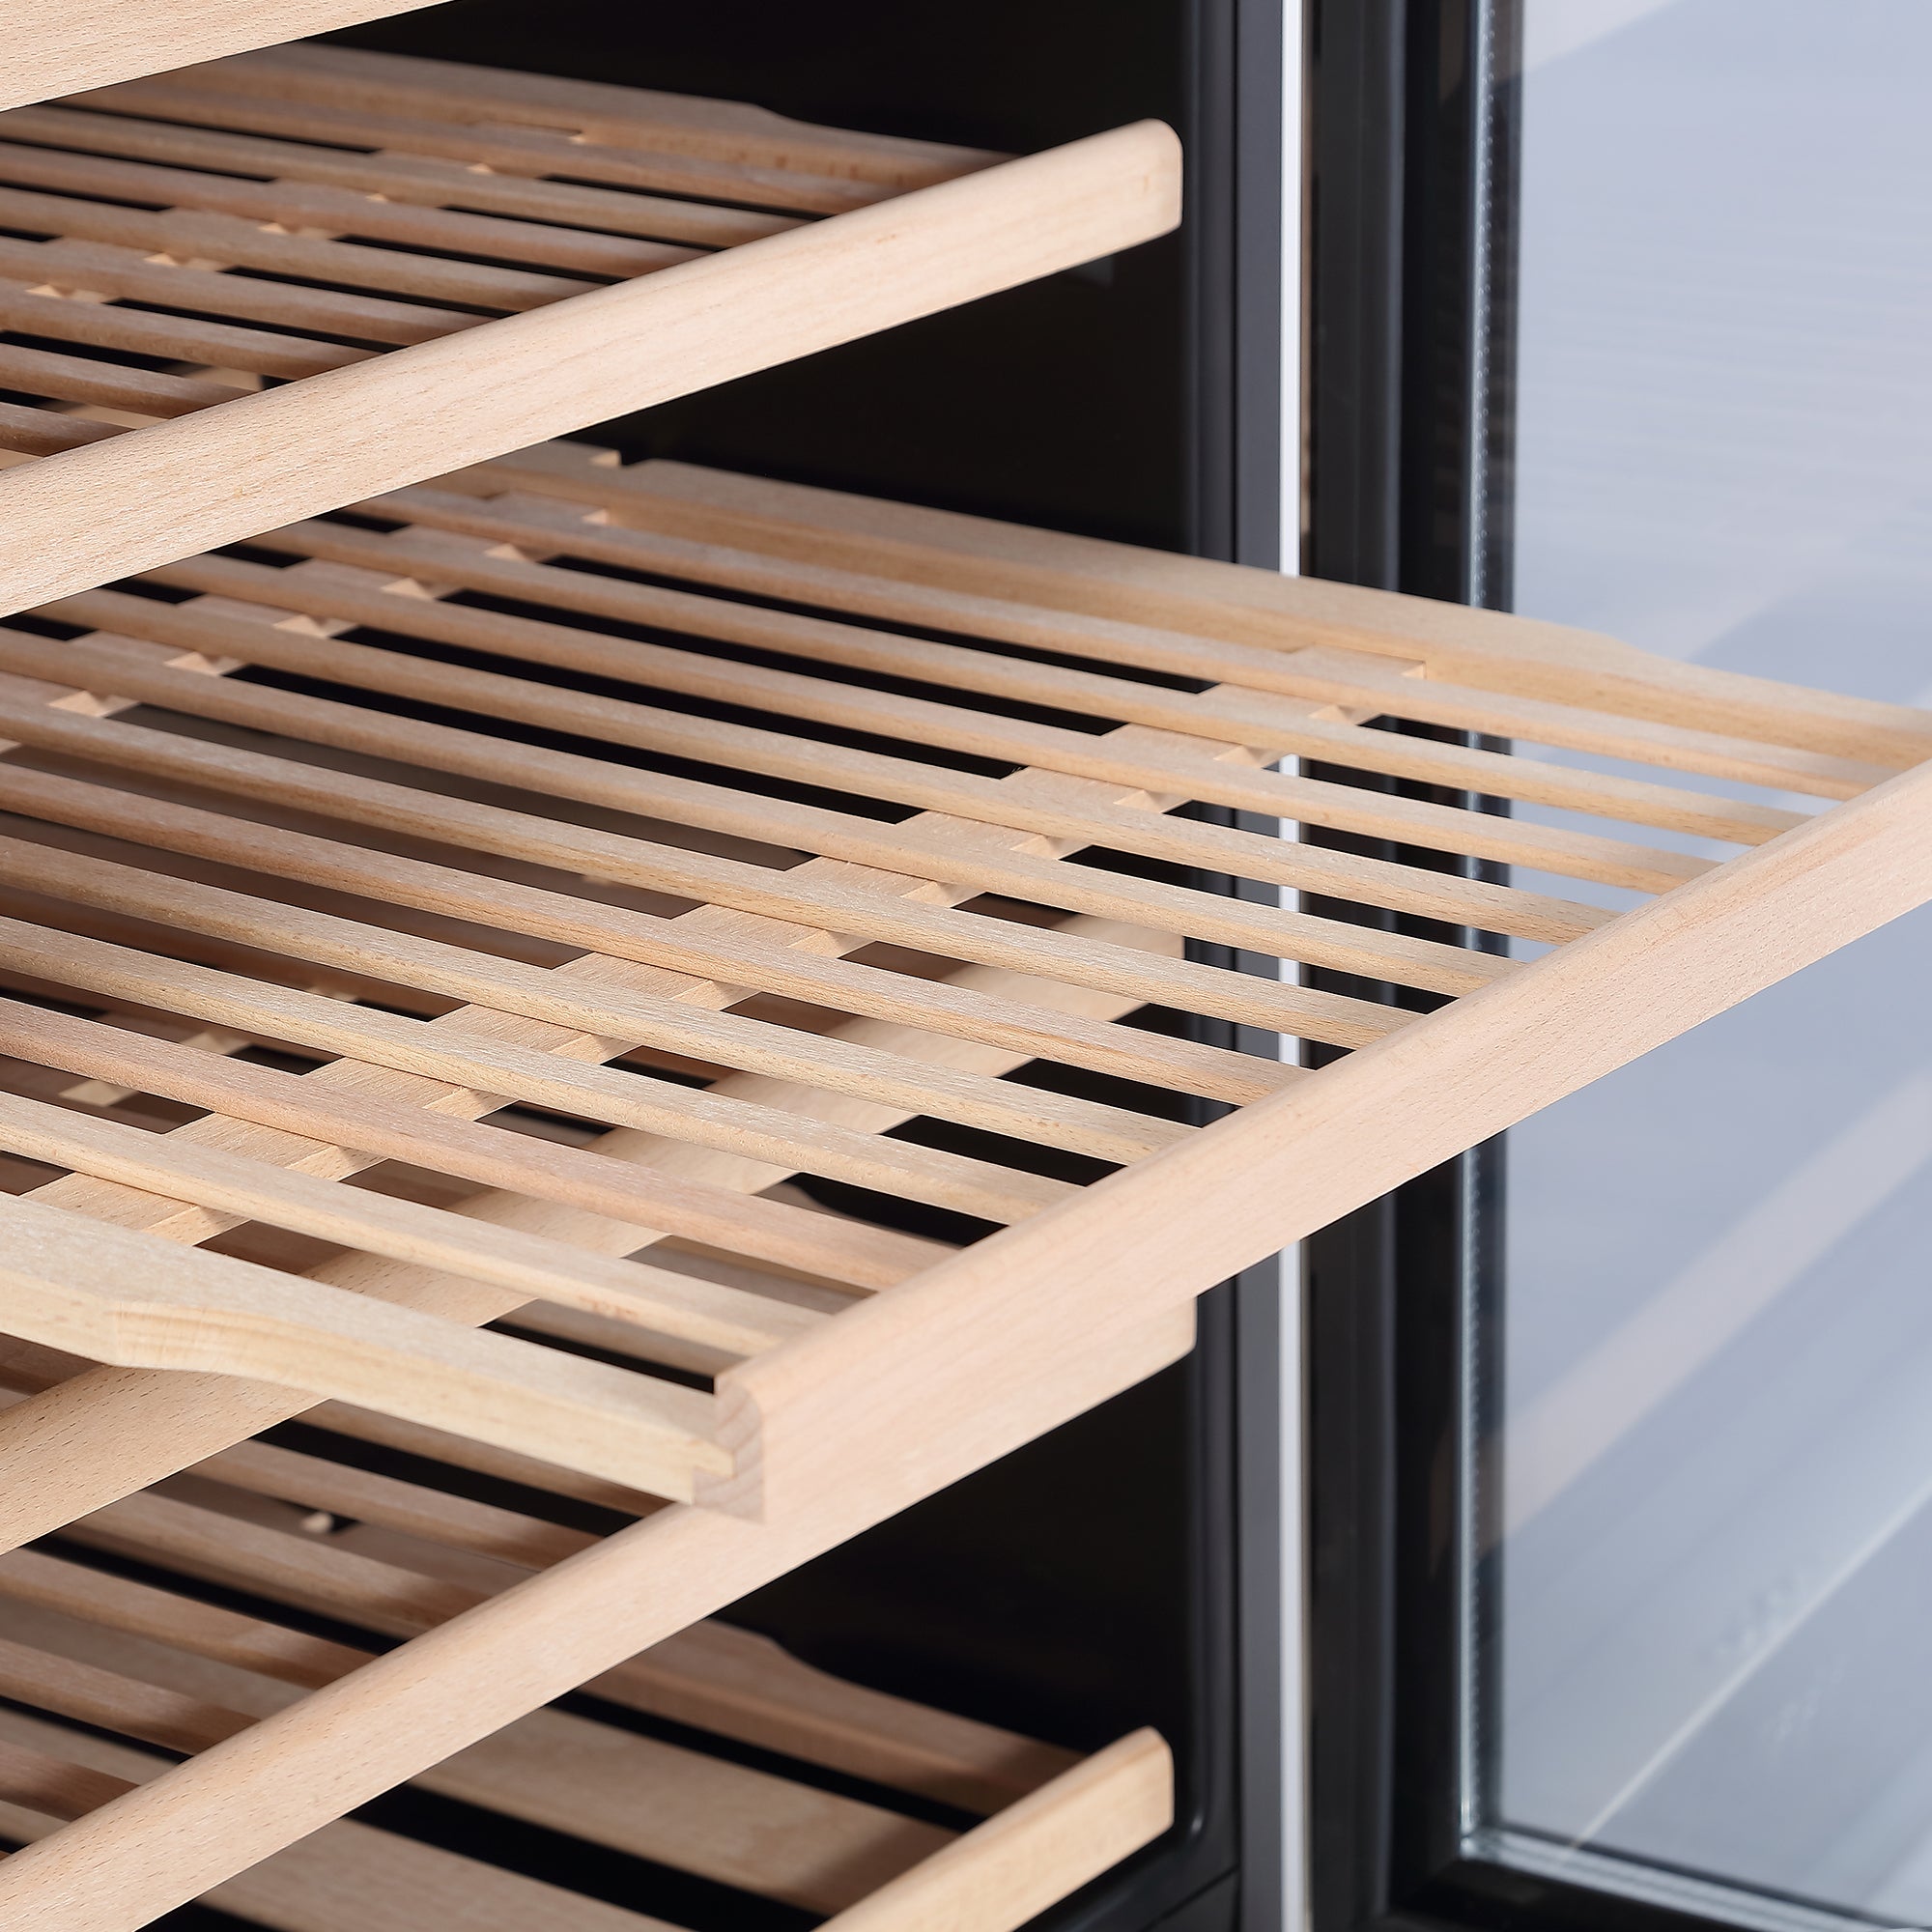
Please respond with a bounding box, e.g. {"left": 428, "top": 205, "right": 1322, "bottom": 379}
{"left": 0, "top": 1192, "right": 731, "bottom": 1498}
{"left": 0, "top": 102, "right": 799, "bottom": 247}
{"left": 1, "top": 2, "right": 443, "bottom": 115}
{"left": 0, "top": 185, "right": 604, "bottom": 311}
{"left": 0, "top": 920, "right": 1079, "bottom": 1223}
{"left": 0, "top": 278, "right": 373, "bottom": 380}
{"left": 573, "top": 449, "right": 1932, "bottom": 770}
{"left": 0, "top": 998, "right": 944, "bottom": 1292}
{"left": 119, "top": 546, "right": 1712, "bottom": 896}
{"left": 0, "top": 120, "right": 1181, "bottom": 617}
{"left": 0, "top": 234, "right": 481, "bottom": 344}
{"left": 0, "top": 1520, "right": 1074, "bottom": 1810}
{"left": 0, "top": 685, "right": 1390, "bottom": 1040}
{"left": 161, "top": 42, "right": 1006, "bottom": 190}
{"left": 0, "top": 401, "right": 118, "bottom": 456}
{"left": 40, "top": 586, "right": 1538, "bottom": 974}
{"left": 0, "top": 1732, "right": 131, "bottom": 1822}
{"left": 0, "top": 1707, "right": 681, "bottom": 1932}
{"left": 365, "top": 478, "right": 1812, "bottom": 843}
{"left": 66, "top": 79, "right": 895, "bottom": 217}
{"left": 0, "top": 343, "right": 247, "bottom": 418}
{"left": 817, "top": 1729, "right": 1173, "bottom": 1932}
{"left": 0, "top": 828, "right": 1186, "bottom": 1161}
{"left": 0, "top": 1085, "right": 819, "bottom": 1353}
{"left": 0, "top": 758, "right": 1292, "bottom": 1106}
{"left": 0, "top": 1610, "right": 953, "bottom": 1913}
{"left": 0, "top": 140, "right": 697, "bottom": 279}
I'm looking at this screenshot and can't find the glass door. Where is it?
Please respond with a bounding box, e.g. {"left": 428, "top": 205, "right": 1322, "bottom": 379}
{"left": 1483, "top": 3, "right": 1932, "bottom": 1925}
{"left": 1302, "top": 7, "right": 1932, "bottom": 1932}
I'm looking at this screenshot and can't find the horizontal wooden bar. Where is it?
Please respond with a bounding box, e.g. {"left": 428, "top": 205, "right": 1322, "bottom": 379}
{"left": 128, "top": 541, "right": 1708, "bottom": 896}
{"left": 55, "top": 582, "right": 1529, "bottom": 977}
{"left": 0, "top": 137, "right": 700, "bottom": 277}
{"left": 0, "top": 828, "right": 1184, "bottom": 1161}
{"left": 0, "top": 342, "right": 247, "bottom": 418}
{"left": 0, "top": 758, "right": 1292, "bottom": 1105}
{"left": 0, "top": 1192, "right": 730, "bottom": 1498}
{"left": 0, "top": 1085, "right": 818, "bottom": 1354}
{"left": 0, "top": 99, "right": 797, "bottom": 245}
{"left": 0, "top": 917, "right": 1082, "bottom": 1223}
{"left": 582, "top": 451, "right": 1932, "bottom": 771}
{"left": 0, "top": 277, "right": 373, "bottom": 379}
{"left": 817, "top": 1729, "right": 1172, "bottom": 1932}
{"left": 177, "top": 42, "right": 1007, "bottom": 189}
{"left": 0, "top": 996, "right": 944, "bottom": 1293}
{"left": 0, "top": 685, "right": 1393, "bottom": 1041}
{"left": 0, "top": 233, "right": 480, "bottom": 344}
{"left": 0, "top": 185, "right": 602, "bottom": 310}
{"left": 368, "top": 479, "right": 1811, "bottom": 844}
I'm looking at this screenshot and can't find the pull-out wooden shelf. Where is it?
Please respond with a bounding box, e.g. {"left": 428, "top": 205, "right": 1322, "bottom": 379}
{"left": 0, "top": 1406, "right": 1173, "bottom": 1929}
{"left": 0, "top": 440, "right": 1927, "bottom": 1923}
{"left": 0, "top": 43, "right": 1179, "bottom": 613}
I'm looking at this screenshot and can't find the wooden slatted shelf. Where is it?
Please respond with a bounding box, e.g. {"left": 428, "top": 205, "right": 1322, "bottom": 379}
{"left": 0, "top": 43, "right": 1179, "bottom": 613}
{"left": 0, "top": 439, "right": 1927, "bottom": 1925}
{"left": 0, "top": 1403, "right": 1172, "bottom": 1930}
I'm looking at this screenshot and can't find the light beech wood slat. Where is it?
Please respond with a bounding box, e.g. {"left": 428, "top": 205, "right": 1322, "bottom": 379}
{"left": 0, "top": 1085, "right": 821, "bottom": 1353}
{"left": 0, "top": 187, "right": 603, "bottom": 312}
{"left": 0, "top": 138, "right": 700, "bottom": 279}
{"left": 0, "top": 829, "right": 1185, "bottom": 1161}
{"left": 120, "top": 545, "right": 1711, "bottom": 895}
{"left": 0, "top": 1744, "right": 680, "bottom": 1932}
{"left": 0, "top": 997, "right": 945, "bottom": 1293}
{"left": 0, "top": 917, "right": 1078, "bottom": 1222}
{"left": 0, "top": 684, "right": 1387, "bottom": 1041}
{"left": 64, "top": 79, "right": 899, "bottom": 216}
{"left": 571, "top": 448, "right": 1932, "bottom": 770}
{"left": 0, "top": 277, "right": 374, "bottom": 379}
{"left": 0, "top": 1483, "right": 1077, "bottom": 1812}
{"left": 0, "top": 1636, "right": 1152, "bottom": 1932}
{"left": 361, "top": 480, "right": 1812, "bottom": 843}
{"left": 0, "top": 757, "right": 1293, "bottom": 1105}
{"left": 34, "top": 585, "right": 1535, "bottom": 975}
{"left": 0, "top": 343, "right": 247, "bottom": 418}
{"left": 0, "top": 1607, "right": 954, "bottom": 1912}
{"left": 41, "top": 589, "right": 1506, "bottom": 977}
{"left": 0, "top": 1192, "right": 731, "bottom": 1499}
{"left": 154, "top": 42, "right": 1007, "bottom": 191}
{"left": 0, "top": 234, "right": 482, "bottom": 344}
{"left": 0, "top": 103, "right": 799, "bottom": 247}
{"left": 0, "top": 400, "right": 119, "bottom": 456}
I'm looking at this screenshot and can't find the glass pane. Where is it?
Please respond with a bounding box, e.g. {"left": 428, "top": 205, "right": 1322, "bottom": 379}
{"left": 1476, "top": 4, "right": 1932, "bottom": 1926}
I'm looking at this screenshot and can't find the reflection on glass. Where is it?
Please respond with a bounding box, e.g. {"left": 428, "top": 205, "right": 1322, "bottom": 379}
{"left": 1479, "top": 3, "right": 1932, "bottom": 1926}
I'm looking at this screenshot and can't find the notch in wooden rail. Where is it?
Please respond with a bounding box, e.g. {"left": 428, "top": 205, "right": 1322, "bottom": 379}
{"left": 0, "top": 1192, "right": 760, "bottom": 1509}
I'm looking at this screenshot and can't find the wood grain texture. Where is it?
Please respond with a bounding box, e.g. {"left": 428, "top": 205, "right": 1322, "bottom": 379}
{"left": 817, "top": 1729, "right": 1174, "bottom": 1932}
{"left": 0, "top": 1193, "right": 729, "bottom": 1499}
{"left": 1, "top": 2, "right": 443, "bottom": 112}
